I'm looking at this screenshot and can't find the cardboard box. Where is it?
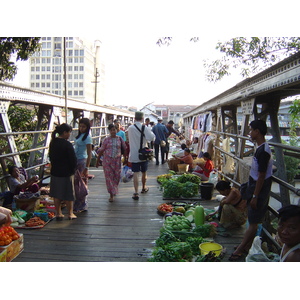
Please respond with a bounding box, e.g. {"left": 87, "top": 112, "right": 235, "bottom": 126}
{"left": 0, "top": 233, "right": 24, "bottom": 262}
{"left": 0, "top": 248, "right": 7, "bottom": 262}
{"left": 16, "top": 197, "right": 40, "bottom": 212}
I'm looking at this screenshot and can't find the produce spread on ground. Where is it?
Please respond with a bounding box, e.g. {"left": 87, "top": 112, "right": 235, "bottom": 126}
{"left": 149, "top": 172, "right": 225, "bottom": 262}
{"left": 11, "top": 209, "right": 55, "bottom": 229}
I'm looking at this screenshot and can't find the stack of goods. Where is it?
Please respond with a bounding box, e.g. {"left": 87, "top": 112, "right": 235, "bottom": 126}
{"left": 150, "top": 203, "right": 224, "bottom": 262}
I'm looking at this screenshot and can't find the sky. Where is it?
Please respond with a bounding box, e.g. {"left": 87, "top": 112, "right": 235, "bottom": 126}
{"left": 12, "top": 36, "right": 241, "bottom": 109}
{"left": 8, "top": 1, "right": 299, "bottom": 111}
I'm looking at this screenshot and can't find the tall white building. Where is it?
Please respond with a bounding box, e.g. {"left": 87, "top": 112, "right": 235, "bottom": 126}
{"left": 29, "top": 37, "right": 105, "bottom": 105}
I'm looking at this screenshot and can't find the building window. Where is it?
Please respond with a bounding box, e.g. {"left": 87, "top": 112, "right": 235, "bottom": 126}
{"left": 79, "top": 91, "right": 83, "bottom": 96}
{"left": 80, "top": 49, "right": 84, "bottom": 56}
{"left": 54, "top": 43, "right": 61, "bottom": 49}
{"left": 53, "top": 58, "right": 61, "bottom": 65}
{"left": 79, "top": 82, "right": 83, "bottom": 87}
{"left": 36, "top": 83, "right": 40, "bottom": 88}
{"left": 74, "top": 91, "right": 78, "bottom": 96}
{"left": 74, "top": 66, "right": 78, "bottom": 71}
{"left": 31, "top": 83, "right": 35, "bottom": 88}
{"left": 68, "top": 91, "right": 72, "bottom": 95}
{"left": 68, "top": 50, "right": 73, "bottom": 56}
{"left": 79, "top": 66, "right": 84, "bottom": 71}
{"left": 68, "top": 66, "right": 72, "bottom": 71}
{"left": 42, "top": 83, "right": 45, "bottom": 87}
{"left": 68, "top": 74, "right": 72, "bottom": 79}
{"left": 79, "top": 74, "right": 83, "bottom": 79}
{"left": 74, "top": 74, "right": 78, "bottom": 79}
{"left": 36, "top": 75, "right": 40, "bottom": 80}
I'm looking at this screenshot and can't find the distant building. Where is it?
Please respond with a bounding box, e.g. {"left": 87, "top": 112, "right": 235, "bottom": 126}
{"left": 29, "top": 37, "right": 105, "bottom": 105}
{"left": 140, "top": 103, "right": 197, "bottom": 128}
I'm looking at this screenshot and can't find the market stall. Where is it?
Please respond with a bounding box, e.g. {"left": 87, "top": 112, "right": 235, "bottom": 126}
{"left": 150, "top": 172, "right": 225, "bottom": 262}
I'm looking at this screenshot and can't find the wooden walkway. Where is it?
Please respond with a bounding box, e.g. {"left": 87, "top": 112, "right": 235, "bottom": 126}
{"left": 13, "top": 161, "right": 246, "bottom": 262}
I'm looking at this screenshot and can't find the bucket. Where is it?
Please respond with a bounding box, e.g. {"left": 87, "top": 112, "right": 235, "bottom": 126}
{"left": 178, "top": 164, "right": 189, "bottom": 174}
{"left": 200, "top": 182, "right": 214, "bottom": 200}
{"left": 199, "top": 242, "right": 223, "bottom": 256}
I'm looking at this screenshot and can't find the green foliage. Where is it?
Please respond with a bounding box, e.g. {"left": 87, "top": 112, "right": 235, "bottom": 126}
{"left": 0, "top": 105, "right": 38, "bottom": 167}
{"left": 0, "top": 37, "right": 41, "bottom": 80}
{"left": 203, "top": 37, "right": 300, "bottom": 82}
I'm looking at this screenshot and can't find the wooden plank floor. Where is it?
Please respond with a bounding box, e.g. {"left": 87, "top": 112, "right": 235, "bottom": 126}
{"left": 13, "top": 161, "right": 246, "bottom": 262}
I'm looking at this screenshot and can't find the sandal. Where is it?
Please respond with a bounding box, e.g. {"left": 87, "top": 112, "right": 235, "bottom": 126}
{"left": 132, "top": 193, "right": 139, "bottom": 200}
{"left": 228, "top": 253, "right": 243, "bottom": 261}
{"left": 141, "top": 187, "right": 149, "bottom": 193}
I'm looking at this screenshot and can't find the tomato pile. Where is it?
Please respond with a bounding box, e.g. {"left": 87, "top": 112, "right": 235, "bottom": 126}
{"left": 0, "top": 225, "right": 20, "bottom": 246}
{"left": 157, "top": 203, "right": 173, "bottom": 213}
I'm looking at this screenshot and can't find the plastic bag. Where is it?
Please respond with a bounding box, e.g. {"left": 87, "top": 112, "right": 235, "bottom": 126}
{"left": 246, "top": 236, "right": 280, "bottom": 262}
{"left": 121, "top": 166, "right": 133, "bottom": 183}
{"left": 208, "top": 170, "right": 218, "bottom": 186}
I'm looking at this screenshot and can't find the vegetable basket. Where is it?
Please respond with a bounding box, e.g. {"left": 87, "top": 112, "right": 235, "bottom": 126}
{"left": 15, "top": 197, "right": 40, "bottom": 212}
{"left": 177, "top": 164, "right": 189, "bottom": 174}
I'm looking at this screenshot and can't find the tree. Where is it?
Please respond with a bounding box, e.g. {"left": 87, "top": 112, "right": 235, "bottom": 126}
{"left": 0, "top": 37, "right": 41, "bottom": 81}
{"left": 156, "top": 37, "right": 300, "bottom": 82}
{"left": 203, "top": 37, "right": 300, "bottom": 82}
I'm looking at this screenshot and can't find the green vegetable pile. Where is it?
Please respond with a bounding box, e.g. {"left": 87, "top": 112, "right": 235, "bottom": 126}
{"left": 161, "top": 174, "right": 200, "bottom": 198}
{"left": 149, "top": 214, "right": 221, "bottom": 262}
{"left": 176, "top": 173, "right": 201, "bottom": 185}
{"left": 164, "top": 215, "right": 192, "bottom": 231}
{"left": 149, "top": 228, "right": 208, "bottom": 261}
{"left": 192, "top": 224, "right": 216, "bottom": 238}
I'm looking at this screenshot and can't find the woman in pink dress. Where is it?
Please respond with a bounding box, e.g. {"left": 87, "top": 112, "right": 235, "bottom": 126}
{"left": 96, "top": 124, "right": 127, "bottom": 202}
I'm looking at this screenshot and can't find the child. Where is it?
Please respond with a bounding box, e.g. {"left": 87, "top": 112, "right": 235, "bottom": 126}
{"left": 278, "top": 205, "right": 300, "bottom": 262}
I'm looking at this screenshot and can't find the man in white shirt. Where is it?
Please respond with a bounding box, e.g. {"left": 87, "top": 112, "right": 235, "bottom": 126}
{"left": 128, "top": 111, "right": 155, "bottom": 200}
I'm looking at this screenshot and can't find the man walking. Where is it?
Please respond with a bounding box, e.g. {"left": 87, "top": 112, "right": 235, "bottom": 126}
{"left": 229, "top": 119, "right": 273, "bottom": 261}
{"left": 128, "top": 111, "right": 155, "bottom": 200}
{"left": 152, "top": 117, "right": 169, "bottom": 165}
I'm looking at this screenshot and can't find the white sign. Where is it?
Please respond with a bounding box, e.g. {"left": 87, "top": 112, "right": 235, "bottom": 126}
{"left": 241, "top": 99, "right": 255, "bottom": 115}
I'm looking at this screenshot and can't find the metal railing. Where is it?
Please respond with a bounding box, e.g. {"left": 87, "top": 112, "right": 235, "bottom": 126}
{"left": 0, "top": 125, "right": 109, "bottom": 189}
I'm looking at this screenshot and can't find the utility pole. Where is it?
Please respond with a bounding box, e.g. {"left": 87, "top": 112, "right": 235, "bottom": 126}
{"left": 92, "top": 68, "right": 100, "bottom": 105}
{"left": 63, "top": 37, "right": 68, "bottom": 123}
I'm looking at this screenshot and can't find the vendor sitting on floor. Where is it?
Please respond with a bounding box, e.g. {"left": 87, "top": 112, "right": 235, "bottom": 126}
{"left": 208, "top": 180, "right": 247, "bottom": 229}
{"left": 173, "top": 148, "right": 194, "bottom": 172}
{"left": 192, "top": 152, "right": 214, "bottom": 180}
{"left": 8, "top": 165, "right": 39, "bottom": 195}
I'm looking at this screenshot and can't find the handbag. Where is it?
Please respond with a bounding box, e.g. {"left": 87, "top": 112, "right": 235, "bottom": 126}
{"left": 74, "top": 170, "right": 88, "bottom": 200}
{"left": 160, "top": 140, "right": 166, "bottom": 147}
{"left": 134, "top": 124, "right": 153, "bottom": 161}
